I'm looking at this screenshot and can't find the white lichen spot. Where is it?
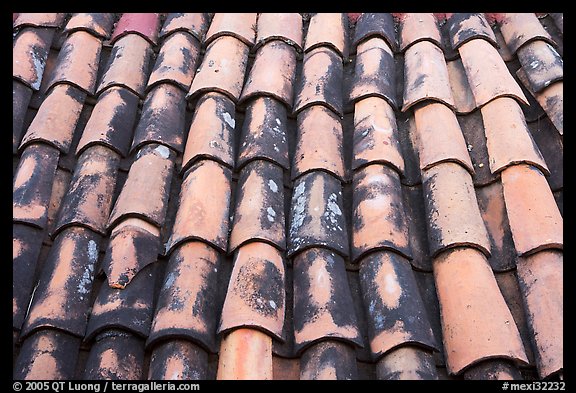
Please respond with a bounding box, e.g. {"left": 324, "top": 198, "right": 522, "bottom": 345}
{"left": 268, "top": 179, "right": 278, "bottom": 193}
{"left": 30, "top": 49, "right": 46, "bottom": 90}
{"left": 276, "top": 118, "right": 282, "bottom": 126}
{"left": 87, "top": 240, "right": 99, "bottom": 263}
{"left": 222, "top": 112, "right": 235, "bottom": 129}
{"left": 164, "top": 272, "right": 177, "bottom": 289}
{"left": 467, "top": 144, "right": 473, "bottom": 152}
{"left": 290, "top": 181, "right": 307, "bottom": 236}
{"left": 269, "top": 300, "right": 277, "bottom": 309}
{"left": 154, "top": 144, "right": 171, "bottom": 158}
{"left": 362, "top": 129, "right": 369, "bottom": 137}
{"left": 77, "top": 260, "right": 95, "bottom": 295}
{"left": 267, "top": 207, "right": 276, "bottom": 222}
{"left": 273, "top": 144, "right": 279, "bottom": 152}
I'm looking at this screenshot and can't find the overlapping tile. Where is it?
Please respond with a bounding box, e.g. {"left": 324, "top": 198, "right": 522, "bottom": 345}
{"left": 304, "top": 13, "right": 348, "bottom": 59}
{"left": 217, "top": 328, "right": 273, "bottom": 380}
{"left": 13, "top": 27, "right": 54, "bottom": 91}
{"left": 254, "top": 13, "right": 303, "bottom": 53}
{"left": 204, "top": 13, "right": 257, "bottom": 47}
{"left": 498, "top": 13, "right": 556, "bottom": 55}
{"left": 300, "top": 340, "right": 358, "bottom": 380}
{"left": 14, "top": 13, "right": 67, "bottom": 29}
{"left": 351, "top": 13, "right": 397, "bottom": 54}
{"left": 148, "top": 339, "right": 209, "bottom": 380}
{"left": 398, "top": 13, "right": 442, "bottom": 52}
{"left": 63, "top": 13, "right": 116, "bottom": 40}
{"left": 109, "top": 13, "right": 160, "bottom": 46}
{"left": 375, "top": 346, "right": 438, "bottom": 380}
{"left": 159, "top": 13, "right": 212, "bottom": 43}
{"left": 445, "top": 13, "right": 497, "bottom": 50}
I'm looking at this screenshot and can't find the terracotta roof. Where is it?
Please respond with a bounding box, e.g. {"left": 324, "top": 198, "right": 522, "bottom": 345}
{"left": 13, "top": 12, "right": 563, "bottom": 381}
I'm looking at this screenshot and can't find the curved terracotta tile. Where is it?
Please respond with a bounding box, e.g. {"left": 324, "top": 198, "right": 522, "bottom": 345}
{"left": 13, "top": 224, "right": 45, "bottom": 330}
{"left": 13, "top": 80, "right": 33, "bottom": 152}
{"left": 166, "top": 160, "right": 232, "bottom": 254}
{"left": 76, "top": 86, "right": 140, "bottom": 157}
{"left": 217, "top": 328, "right": 273, "bottom": 380}
{"left": 517, "top": 40, "right": 563, "bottom": 94}
{"left": 359, "top": 251, "right": 438, "bottom": 360}
{"left": 517, "top": 250, "right": 563, "bottom": 379}
{"left": 403, "top": 185, "right": 433, "bottom": 272}
{"left": 534, "top": 81, "right": 563, "bottom": 135}
{"left": 13, "top": 27, "right": 54, "bottom": 91}
{"left": 446, "top": 58, "right": 476, "bottom": 114}
{"left": 219, "top": 242, "right": 285, "bottom": 340}
{"left": 110, "top": 13, "right": 160, "bottom": 46}
{"left": 44, "top": 166, "right": 72, "bottom": 238}
{"left": 422, "top": 162, "right": 491, "bottom": 258}
{"left": 304, "top": 13, "right": 347, "bottom": 58}
{"left": 237, "top": 96, "right": 289, "bottom": 171}
{"left": 147, "top": 32, "right": 201, "bottom": 92}
{"left": 14, "top": 13, "right": 66, "bottom": 29}
{"left": 181, "top": 93, "right": 236, "bottom": 172}
{"left": 54, "top": 145, "right": 120, "bottom": 236}
{"left": 351, "top": 165, "right": 411, "bottom": 261}
{"left": 458, "top": 38, "right": 528, "bottom": 108}
{"left": 446, "top": 13, "right": 497, "bottom": 51}
{"left": 96, "top": 34, "right": 153, "bottom": 98}
{"left": 148, "top": 339, "right": 209, "bottom": 380}
{"left": 375, "top": 346, "right": 438, "bottom": 380}
{"left": 131, "top": 84, "right": 188, "bottom": 154}
{"left": 85, "top": 263, "right": 157, "bottom": 341}
{"left": 229, "top": 160, "right": 286, "bottom": 252}
{"left": 292, "top": 105, "right": 345, "bottom": 181}
{"left": 159, "top": 13, "right": 212, "bottom": 42}
{"left": 433, "top": 247, "right": 529, "bottom": 375}
{"left": 21, "top": 226, "right": 102, "bottom": 339}
{"left": 19, "top": 85, "right": 86, "bottom": 154}
{"left": 13, "top": 330, "right": 80, "bottom": 380}
{"left": 239, "top": 40, "right": 297, "bottom": 108}
{"left": 494, "top": 26, "right": 515, "bottom": 62}
{"left": 13, "top": 143, "right": 60, "bottom": 229}
{"left": 463, "top": 359, "right": 523, "bottom": 380}
{"left": 107, "top": 143, "right": 175, "bottom": 230}
{"left": 147, "top": 241, "right": 221, "bottom": 353}
{"left": 352, "top": 13, "right": 397, "bottom": 54}
{"left": 500, "top": 164, "right": 562, "bottom": 256}
{"left": 101, "top": 218, "right": 160, "bottom": 289}
{"left": 254, "top": 13, "right": 303, "bottom": 53}
{"left": 204, "top": 13, "right": 257, "bottom": 47}
{"left": 480, "top": 97, "right": 549, "bottom": 175}
{"left": 476, "top": 181, "right": 517, "bottom": 272}
{"left": 293, "top": 46, "right": 344, "bottom": 117}
{"left": 413, "top": 102, "right": 474, "bottom": 175}
{"left": 300, "top": 340, "right": 358, "bottom": 380}
{"left": 349, "top": 37, "right": 397, "bottom": 108}
{"left": 63, "top": 13, "right": 116, "bottom": 40}
{"left": 83, "top": 332, "right": 145, "bottom": 380}
{"left": 499, "top": 13, "right": 556, "bottom": 54}
{"left": 399, "top": 13, "right": 442, "bottom": 52}
{"left": 187, "top": 36, "right": 250, "bottom": 102}
{"left": 352, "top": 96, "right": 405, "bottom": 175}
{"left": 292, "top": 248, "right": 362, "bottom": 354}
{"left": 402, "top": 40, "right": 455, "bottom": 112}
{"left": 288, "top": 171, "right": 349, "bottom": 258}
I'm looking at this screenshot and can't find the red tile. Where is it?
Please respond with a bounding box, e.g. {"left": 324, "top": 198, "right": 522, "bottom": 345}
{"left": 516, "top": 40, "right": 563, "bottom": 94}
{"left": 480, "top": 97, "right": 549, "bottom": 175}
{"left": 83, "top": 332, "right": 145, "bottom": 380}
{"left": 148, "top": 339, "right": 209, "bottom": 380}
{"left": 13, "top": 27, "right": 54, "bottom": 91}
{"left": 352, "top": 13, "right": 397, "bottom": 54}
{"left": 110, "top": 13, "right": 160, "bottom": 46}
{"left": 446, "top": 58, "right": 476, "bottom": 114}
{"left": 399, "top": 13, "right": 442, "bottom": 52}
{"left": 499, "top": 13, "right": 556, "bottom": 54}
{"left": 239, "top": 40, "right": 298, "bottom": 109}
{"left": 445, "top": 13, "right": 497, "bottom": 50}
{"left": 63, "top": 13, "right": 116, "bottom": 40}
{"left": 375, "top": 346, "right": 438, "bottom": 380}
{"left": 292, "top": 105, "right": 345, "bottom": 181}
{"left": 433, "top": 247, "right": 529, "bottom": 375}
{"left": 500, "top": 164, "right": 562, "bottom": 256}
{"left": 205, "top": 13, "right": 257, "bottom": 47}
{"left": 187, "top": 36, "right": 250, "bottom": 102}
{"left": 300, "top": 340, "right": 358, "bottom": 380}
{"left": 304, "top": 13, "right": 347, "bottom": 58}
{"left": 219, "top": 242, "right": 285, "bottom": 340}
{"left": 255, "top": 13, "right": 303, "bottom": 53}
{"left": 402, "top": 41, "right": 455, "bottom": 112}
{"left": 14, "top": 13, "right": 67, "bottom": 29}
{"left": 160, "top": 13, "right": 212, "bottom": 43}
{"left": 217, "top": 328, "right": 273, "bottom": 380}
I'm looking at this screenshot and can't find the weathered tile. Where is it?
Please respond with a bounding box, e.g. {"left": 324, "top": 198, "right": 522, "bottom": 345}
{"left": 463, "top": 359, "right": 523, "bottom": 380}
{"left": 159, "top": 13, "right": 212, "bottom": 42}
{"left": 110, "top": 13, "right": 160, "bottom": 46}
{"left": 352, "top": 13, "right": 397, "bottom": 54}
{"left": 304, "top": 13, "right": 348, "bottom": 58}
{"left": 375, "top": 346, "right": 438, "bottom": 380}
{"left": 445, "top": 13, "right": 497, "bottom": 50}
{"left": 446, "top": 58, "right": 476, "bottom": 114}
{"left": 399, "top": 13, "right": 442, "bottom": 52}
{"left": 300, "top": 340, "right": 358, "bottom": 380}
{"left": 499, "top": 13, "right": 556, "bottom": 54}
{"left": 526, "top": 117, "right": 563, "bottom": 192}
{"left": 457, "top": 111, "right": 497, "bottom": 186}
{"left": 255, "top": 13, "right": 303, "bottom": 53}
{"left": 83, "top": 331, "right": 145, "bottom": 380}
{"left": 403, "top": 185, "right": 433, "bottom": 272}
{"left": 517, "top": 40, "right": 563, "bottom": 94}
{"left": 14, "top": 13, "right": 66, "bottom": 29}
{"left": 216, "top": 328, "right": 273, "bottom": 380}
{"left": 204, "top": 13, "right": 257, "bottom": 47}
{"left": 63, "top": 13, "right": 116, "bottom": 40}
{"left": 148, "top": 339, "right": 209, "bottom": 380}
{"left": 12, "top": 27, "right": 54, "bottom": 91}
{"left": 13, "top": 80, "right": 33, "bottom": 153}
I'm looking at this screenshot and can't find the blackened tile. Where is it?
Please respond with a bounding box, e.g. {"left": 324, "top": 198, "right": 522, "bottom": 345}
{"left": 463, "top": 359, "right": 522, "bottom": 380}
{"left": 499, "top": 13, "right": 556, "bottom": 55}
{"left": 526, "top": 117, "right": 563, "bottom": 192}
{"left": 300, "top": 340, "right": 358, "bottom": 380}
{"left": 516, "top": 40, "right": 563, "bottom": 94}
{"left": 445, "top": 13, "right": 497, "bottom": 51}
{"left": 13, "top": 80, "right": 33, "bottom": 153}
{"left": 12, "top": 27, "right": 54, "bottom": 91}
{"left": 63, "top": 13, "right": 117, "bottom": 40}
{"left": 148, "top": 339, "right": 209, "bottom": 380}
{"left": 159, "top": 13, "right": 212, "bottom": 43}
{"left": 375, "top": 346, "right": 438, "bottom": 380}
{"left": 352, "top": 13, "right": 397, "bottom": 54}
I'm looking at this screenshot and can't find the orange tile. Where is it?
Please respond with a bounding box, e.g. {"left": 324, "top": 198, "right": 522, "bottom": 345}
{"left": 458, "top": 37, "right": 529, "bottom": 108}
{"left": 205, "top": 13, "right": 257, "bottom": 47}
{"left": 217, "top": 328, "right": 273, "bottom": 380}
{"left": 445, "top": 13, "right": 497, "bottom": 50}
{"left": 375, "top": 346, "right": 437, "bottom": 380}
{"left": 255, "top": 13, "right": 303, "bottom": 53}
{"left": 159, "top": 13, "right": 212, "bottom": 43}
{"left": 229, "top": 160, "right": 286, "bottom": 253}
{"left": 167, "top": 159, "right": 232, "bottom": 254}
{"left": 352, "top": 96, "right": 405, "bottom": 175}
{"left": 219, "top": 242, "right": 285, "bottom": 340}
{"left": 480, "top": 97, "right": 548, "bottom": 175}
{"left": 12, "top": 27, "right": 54, "bottom": 91}
{"left": 148, "top": 339, "right": 209, "bottom": 380}
{"left": 146, "top": 31, "right": 201, "bottom": 92}
{"left": 292, "top": 105, "right": 345, "bottom": 181}
{"left": 500, "top": 164, "right": 562, "bottom": 256}
{"left": 19, "top": 85, "right": 86, "bottom": 154}
{"left": 148, "top": 241, "right": 220, "bottom": 353}
{"left": 351, "top": 13, "right": 397, "bottom": 54}
{"left": 349, "top": 37, "right": 397, "bottom": 108}
{"left": 187, "top": 36, "right": 250, "bottom": 102}
{"left": 293, "top": 46, "right": 344, "bottom": 117}
{"left": 352, "top": 165, "right": 411, "bottom": 261}
{"left": 516, "top": 250, "right": 563, "bottom": 379}
{"left": 499, "top": 13, "right": 556, "bottom": 54}
{"left": 83, "top": 333, "right": 145, "bottom": 380}
{"left": 413, "top": 102, "right": 474, "bottom": 175}
{"left": 96, "top": 34, "right": 153, "bottom": 98}
{"left": 304, "top": 13, "right": 347, "bottom": 58}
{"left": 14, "top": 12, "right": 66, "bottom": 29}
{"left": 239, "top": 40, "right": 297, "bottom": 108}
{"left": 292, "top": 248, "right": 362, "bottom": 354}
{"left": 433, "top": 247, "right": 529, "bottom": 375}
{"left": 299, "top": 340, "right": 358, "bottom": 380}
{"left": 399, "top": 13, "right": 442, "bottom": 52}
{"left": 63, "top": 13, "right": 116, "bottom": 40}
{"left": 54, "top": 145, "right": 121, "bottom": 236}
{"left": 110, "top": 13, "right": 161, "bottom": 46}
{"left": 516, "top": 40, "right": 563, "bottom": 94}
{"left": 181, "top": 92, "right": 236, "bottom": 172}
{"left": 402, "top": 40, "right": 455, "bottom": 112}
{"left": 446, "top": 58, "right": 476, "bottom": 114}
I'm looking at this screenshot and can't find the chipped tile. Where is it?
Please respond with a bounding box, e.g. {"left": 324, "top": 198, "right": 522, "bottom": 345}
{"left": 255, "top": 13, "right": 303, "bottom": 53}
{"left": 304, "top": 13, "right": 348, "bottom": 59}
{"left": 352, "top": 13, "right": 397, "bottom": 54}
{"left": 204, "top": 13, "right": 257, "bottom": 47}
{"left": 63, "top": 13, "right": 116, "bottom": 40}
{"left": 110, "top": 13, "right": 160, "bottom": 46}
{"left": 399, "top": 13, "right": 442, "bottom": 52}
{"left": 445, "top": 13, "right": 497, "bottom": 51}
{"left": 13, "top": 27, "right": 54, "bottom": 91}
{"left": 300, "top": 340, "right": 358, "bottom": 380}
{"left": 159, "top": 13, "right": 212, "bottom": 42}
